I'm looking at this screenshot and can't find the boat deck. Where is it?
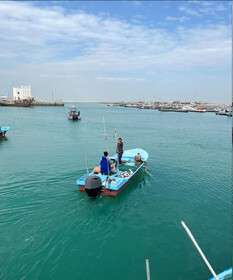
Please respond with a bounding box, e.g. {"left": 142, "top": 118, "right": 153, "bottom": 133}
{"left": 76, "top": 148, "right": 148, "bottom": 197}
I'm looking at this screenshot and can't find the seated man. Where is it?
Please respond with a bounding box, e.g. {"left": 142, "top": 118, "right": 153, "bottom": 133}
{"left": 134, "top": 153, "right": 143, "bottom": 167}
{"left": 100, "top": 151, "right": 112, "bottom": 175}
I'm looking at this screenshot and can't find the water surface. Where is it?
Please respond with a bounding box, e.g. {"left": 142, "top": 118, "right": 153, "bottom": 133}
{"left": 0, "top": 104, "right": 231, "bottom": 280}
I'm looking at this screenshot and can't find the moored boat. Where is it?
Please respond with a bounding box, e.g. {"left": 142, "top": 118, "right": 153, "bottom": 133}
{"left": 0, "top": 126, "right": 10, "bottom": 137}
{"left": 216, "top": 108, "right": 232, "bottom": 116}
{"left": 68, "top": 106, "right": 81, "bottom": 120}
{"left": 0, "top": 98, "right": 34, "bottom": 107}
{"left": 77, "top": 148, "right": 148, "bottom": 197}
{"left": 193, "top": 107, "right": 207, "bottom": 112}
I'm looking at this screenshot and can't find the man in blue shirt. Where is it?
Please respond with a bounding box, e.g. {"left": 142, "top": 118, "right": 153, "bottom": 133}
{"left": 100, "top": 151, "right": 111, "bottom": 175}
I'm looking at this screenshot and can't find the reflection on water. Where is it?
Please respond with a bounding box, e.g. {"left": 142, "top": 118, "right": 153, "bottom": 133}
{"left": 0, "top": 136, "right": 8, "bottom": 146}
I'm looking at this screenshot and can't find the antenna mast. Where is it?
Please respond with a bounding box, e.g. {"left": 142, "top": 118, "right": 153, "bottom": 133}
{"left": 101, "top": 117, "right": 116, "bottom": 155}
{"left": 103, "top": 117, "right": 109, "bottom": 153}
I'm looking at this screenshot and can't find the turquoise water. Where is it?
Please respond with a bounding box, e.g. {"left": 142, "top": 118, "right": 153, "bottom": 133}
{"left": 0, "top": 104, "right": 231, "bottom": 280}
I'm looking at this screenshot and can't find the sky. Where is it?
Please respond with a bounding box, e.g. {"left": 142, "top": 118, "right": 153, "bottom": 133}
{"left": 0, "top": 1, "right": 231, "bottom": 103}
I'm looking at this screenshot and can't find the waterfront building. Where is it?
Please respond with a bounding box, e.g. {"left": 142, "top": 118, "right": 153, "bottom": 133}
{"left": 13, "top": 85, "right": 31, "bottom": 100}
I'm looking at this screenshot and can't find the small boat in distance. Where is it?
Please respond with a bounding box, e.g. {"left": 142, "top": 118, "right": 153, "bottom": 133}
{"left": 0, "top": 126, "right": 10, "bottom": 137}
{"left": 68, "top": 106, "right": 81, "bottom": 120}
{"left": 216, "top": 108, "right": 232, "bottom": 117}
{"left": 0, "top": 98, "right": 34, "bottom": 107}
{"left": 193, "top": 107, "right": 207, "bottom": 113}
{"left": 77, "top": 148, "right": 148, "bottom": 197}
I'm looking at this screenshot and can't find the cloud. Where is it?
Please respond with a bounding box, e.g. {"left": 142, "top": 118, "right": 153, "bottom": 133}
{"left": 96, "top": 77, "right": 132, "bottom": 81}
{"left": 0, "top": 2, "right": 230, "bottom": 72}
{"left": 129, "top": 1, "right": 141, "bottom": 7}
{"left": 166, "top": 16, "right": 189, "bottom": 23}
{"left": 178, "top": 6, "right": 202, "bottom": 17}
{"left": 179, "top": 2, "right": 229, "bottom": 18}
{"left": 0, "top": 2, "right": 231, "bottom": 102}
{"left": 95, "top": 76, "right": 146, "bottom": 82}
{"left": 201, "top": 2, "right": 213, "bottom": 7}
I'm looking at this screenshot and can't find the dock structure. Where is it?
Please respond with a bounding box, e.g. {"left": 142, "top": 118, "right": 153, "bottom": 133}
{"left": 0, "top": 97, "right": 64, "bottom": 106}
{"left": 31, "top": 99, "right": 64, "bottom": 106}
{"left": 106, "top": 101, "right": 232, "bottom": 115}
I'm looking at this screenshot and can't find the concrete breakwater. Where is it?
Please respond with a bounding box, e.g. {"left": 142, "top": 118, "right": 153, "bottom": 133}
{"left": 0, "top": 97, "right": 64, "bottom": 106}
{"left": 32, "top": 99, "right": 64, "bottom": 106}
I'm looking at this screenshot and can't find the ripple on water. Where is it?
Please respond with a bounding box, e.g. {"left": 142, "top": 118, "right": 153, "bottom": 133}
{"left": 0, "top": 105, "right": 231, "bottom": 280}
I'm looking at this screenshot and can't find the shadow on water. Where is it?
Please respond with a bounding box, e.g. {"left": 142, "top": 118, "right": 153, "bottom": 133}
{"left": 0, "top": 136, "right": 8, "bottom": 143}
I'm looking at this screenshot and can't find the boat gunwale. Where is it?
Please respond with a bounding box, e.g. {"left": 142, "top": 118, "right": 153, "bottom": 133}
{"left": 77, "top": 161, "right": 145, "bottom": 196}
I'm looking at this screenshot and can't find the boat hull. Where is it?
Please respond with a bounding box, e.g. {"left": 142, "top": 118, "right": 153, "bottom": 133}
{"left": 78, "top": 162, "right": 144, "bottom": 197}
{"left": 0, "top": 98, "right": 34, "bottom": 107}
{"left": 0, "top": 126, "right": 10, "bottom": 137}
{"left": 0, "top": 103, "right": 30, "bottom": 107}
{"left": 68, "top": 116, "right": 82, "bottom": 120}
{"left": 77, "top": 148, "right": 148, "bottom": 197}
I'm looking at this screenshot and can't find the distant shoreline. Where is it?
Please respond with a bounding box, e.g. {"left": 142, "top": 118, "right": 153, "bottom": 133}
{"left": 64, "top": 101, "right": 107, "bottom": 104}
{"left": 63, "top": 100, "right": 230, "bottom": 106}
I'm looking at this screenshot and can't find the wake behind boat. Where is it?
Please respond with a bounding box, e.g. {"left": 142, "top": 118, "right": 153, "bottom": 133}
{"left": 77, "top": 148, "right": 148, "bottom": 197}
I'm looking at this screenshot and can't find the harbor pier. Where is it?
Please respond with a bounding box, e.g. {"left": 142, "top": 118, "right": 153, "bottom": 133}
{"left": 32, "top": 99, "right": 64, "bottom": 106}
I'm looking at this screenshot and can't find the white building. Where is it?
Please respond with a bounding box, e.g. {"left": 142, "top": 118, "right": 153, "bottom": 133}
{"left": 13, "top": 86, "right": 31, "bottom": 100}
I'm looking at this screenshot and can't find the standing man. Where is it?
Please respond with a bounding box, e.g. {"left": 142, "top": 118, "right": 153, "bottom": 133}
{"left": 116, "top": 138, "right": 123, "bottom": 166}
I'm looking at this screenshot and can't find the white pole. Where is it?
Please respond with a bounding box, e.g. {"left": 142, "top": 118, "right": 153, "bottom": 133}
{"left": 181, "top": 221, "right": 219, "bottom": 280}
{"left": 85, "top": 156, "right": 89, "bottom": 175}
{"left": 114, "top": 129, "right": 117, "bottom": 143}
{"left": 145, "top": 259, "right": 151, "bottom": 280}
{"left": 103, "top": 117, "right": 109, "bottom": 153}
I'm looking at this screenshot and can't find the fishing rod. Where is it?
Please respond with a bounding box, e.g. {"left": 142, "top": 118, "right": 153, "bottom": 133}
{"left": 101, "top": 117, "right": 110, "bottom": 182}
{"left": 100, "top": 117, "right": 117, "bottom": 155}
{"left": 102, "top": 117, "right": 109, "bottom": 153}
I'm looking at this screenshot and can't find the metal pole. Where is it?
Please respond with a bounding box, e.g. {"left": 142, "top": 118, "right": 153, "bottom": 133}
{"left": 103, "top": 117, "right": 108, "bottom": 153}
{"left": 181, "top": 221, "right": 219, "bottom": 280}
{"left": 114, "top": 129, "right": 117, "bottom": 143}
{"left": 145, "top": 259, "right": 151, "bottom": 280}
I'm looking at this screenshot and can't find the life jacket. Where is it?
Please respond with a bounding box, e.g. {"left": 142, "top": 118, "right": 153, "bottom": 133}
{"left": 100, "top": 156, "right": 111, "bottom": 174}
{"left": 93, "top": 167, "right": 100, "bottom": 174}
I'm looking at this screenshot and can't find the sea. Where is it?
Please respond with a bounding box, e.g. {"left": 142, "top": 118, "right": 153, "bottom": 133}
{"left": 0, "top": 103, "right": 231, "bottom": 280}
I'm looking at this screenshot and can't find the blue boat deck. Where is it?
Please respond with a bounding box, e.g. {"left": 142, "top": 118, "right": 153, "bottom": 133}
{"left": 0, "top": 126, "right": 10, "bottom": 132}
{"left": 77, "top": 163, "right": 144, "bottom": 191}
{"left": 76, "top": 148, "right": 148, "bottom": 194}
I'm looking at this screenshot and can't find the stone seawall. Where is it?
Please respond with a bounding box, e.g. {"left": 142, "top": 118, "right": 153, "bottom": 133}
{"left": 32, "top": 100, "right": 64, "bottom": 106}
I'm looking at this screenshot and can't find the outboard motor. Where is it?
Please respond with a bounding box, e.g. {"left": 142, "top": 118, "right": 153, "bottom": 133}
{"left": 84, "top": 175, "right": 102, "bottom": 197}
